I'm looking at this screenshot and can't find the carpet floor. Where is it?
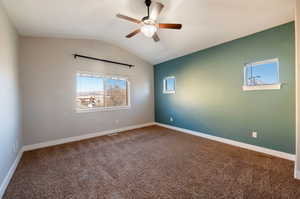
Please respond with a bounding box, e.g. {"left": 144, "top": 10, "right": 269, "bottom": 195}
{"left": 3, "top": 125, "right": 300, "bottom": 199}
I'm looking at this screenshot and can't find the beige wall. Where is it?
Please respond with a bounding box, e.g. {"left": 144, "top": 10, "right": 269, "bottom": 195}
{"left": 296, "top": 0, "right": 300, "bottom": 177}
{"left": 0, "top": 1, "right": 21, "bottom": 195}
{"left": 19, "top": 37, "right": 154, "bottom": 145}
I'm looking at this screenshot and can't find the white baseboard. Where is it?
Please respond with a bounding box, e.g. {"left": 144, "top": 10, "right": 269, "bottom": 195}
{"left": 0, "top": 149, "right": 24, "bottom": 199}
{"left": 23, "top": 122, "right": 156, "bottom": 151}
{"left": 156, "top": 122, "right": 295, "bottom": 161}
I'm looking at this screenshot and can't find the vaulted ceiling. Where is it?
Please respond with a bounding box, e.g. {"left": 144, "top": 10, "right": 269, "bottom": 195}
{"left": 1, "top": 0, "right": 295, "bottom": 64}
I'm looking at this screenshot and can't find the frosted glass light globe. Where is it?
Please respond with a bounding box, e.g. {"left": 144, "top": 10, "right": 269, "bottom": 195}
{"left": 141, "top": 24, "right": 157, "bottom": 37}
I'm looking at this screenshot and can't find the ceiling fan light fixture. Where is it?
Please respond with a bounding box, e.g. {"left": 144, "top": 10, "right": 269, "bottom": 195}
{"left": 141, "top": 19, "right": 157, "bottom": 37}
{"left": 141, "top": 24, "right": 157, "bottom": 37}
{"left": 116, "top": 1, "right": 182, "bottom": 42}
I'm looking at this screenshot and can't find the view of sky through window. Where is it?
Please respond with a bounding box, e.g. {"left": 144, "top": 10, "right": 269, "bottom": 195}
{"left": 245, "top": 60, "right": 279, "bottom": 86}
{"left": 166, "top": 78, "right": 175, "bottom": 91}
{"left": 106, "top": 78, "right": 127, "bottom": 90}
{"left": 77, "top": 76, "right": 104, "bottom": 94}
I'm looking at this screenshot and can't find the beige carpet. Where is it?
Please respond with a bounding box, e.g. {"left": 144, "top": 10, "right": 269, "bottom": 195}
{"left": 4, "top": 125, "right": 300, "bottom": 198}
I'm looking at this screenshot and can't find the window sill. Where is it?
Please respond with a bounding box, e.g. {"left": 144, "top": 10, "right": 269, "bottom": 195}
{"left": 163, "top": 91, "right": 176, "bottom": 94}
{"left": 242, "top": 83, "right": 281, "bottom": 91}
{"left": 76, "top": 106, "right": 130, "bottom": 113}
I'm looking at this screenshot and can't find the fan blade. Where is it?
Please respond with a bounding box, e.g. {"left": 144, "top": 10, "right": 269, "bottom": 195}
{"left": 150, "top": 2, "right": 164, "bottom": 20}
{"left": 116, "top": 14, "right": 141, "bottom": 24}
{"left": 152, "top": 33, "right": 160, "bottom": 42}
{"left": 126, "top": 29, "right": 141, "bottom": 38}
{"left": 159, "top": 24, "right": 182, "bottom": 29}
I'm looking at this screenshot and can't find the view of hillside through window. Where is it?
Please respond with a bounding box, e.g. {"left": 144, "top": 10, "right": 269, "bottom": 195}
{"left": 76, "top": 73, "right": 128, "bottom": 110}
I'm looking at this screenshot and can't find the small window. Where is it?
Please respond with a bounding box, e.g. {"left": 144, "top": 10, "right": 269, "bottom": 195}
{"left": 243, "top": 58, "right": 281, "bottom": 91}
{"left": 76, "top": 72, "right": 129, "bottom": 112}
{"left": 163, "top": 76, "right": 176, "bottom": 94}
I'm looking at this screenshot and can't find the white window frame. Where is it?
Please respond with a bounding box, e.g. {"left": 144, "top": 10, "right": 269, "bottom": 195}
{"left": 163, "top": 76, "right": 176, "bottom": 94}
{"left": 76, "top": 71, "right": 131, "bottom": 113}
{"left": 243, "top": 58, "right": 281, "bottom": 91}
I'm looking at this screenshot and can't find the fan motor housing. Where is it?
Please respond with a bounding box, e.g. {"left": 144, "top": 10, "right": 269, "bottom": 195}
{"left": 142, "top": 16, "right": 149, "bottom": 21}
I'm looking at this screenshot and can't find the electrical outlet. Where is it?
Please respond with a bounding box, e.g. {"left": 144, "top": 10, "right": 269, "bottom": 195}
{"left": 15, "top": 140, "right": 18, "bottom": 151}
{"left": 12, "top": 141, "right": 19, "bottom": 154}
{"left": 12, "top": 143, "right": 16, "bottom": 153}
{"left": 170, "top": 117, "right": 174, "bottom": 122}
{"left": 252, "top": 131, "right": 258, "bottom": 138}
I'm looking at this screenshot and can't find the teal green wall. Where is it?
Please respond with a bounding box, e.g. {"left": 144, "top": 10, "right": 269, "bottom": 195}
{"left": 154, "top": 22, "right": 295, "bottom": 154}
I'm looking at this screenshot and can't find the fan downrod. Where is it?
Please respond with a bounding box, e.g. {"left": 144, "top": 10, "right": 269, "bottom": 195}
{"left": 145, "top": 0, "right": 152, "bottom": 18}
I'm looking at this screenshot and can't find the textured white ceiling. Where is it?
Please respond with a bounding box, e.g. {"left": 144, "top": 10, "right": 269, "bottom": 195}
{"left": 1, "top": 0, "right": 295, "bottom": 64}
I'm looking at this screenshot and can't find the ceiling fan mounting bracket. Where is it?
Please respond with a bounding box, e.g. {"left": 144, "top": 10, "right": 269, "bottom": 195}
{"left": 145, "top": 0, "right": 152, "bottom": 7}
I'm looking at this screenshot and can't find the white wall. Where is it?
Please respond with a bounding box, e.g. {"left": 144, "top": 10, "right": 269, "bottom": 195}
{"left": 0, "top": 0, "right": 22, "bottom": 192}
{"left": 19, "top": 37, "right": 154, "bottom": 145}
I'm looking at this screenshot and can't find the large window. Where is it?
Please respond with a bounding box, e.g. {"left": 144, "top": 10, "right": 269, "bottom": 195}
{"left": 243, "top": 58, "right": 281, "bottom": 91}
{"left": 76, "top": 72, "right": 129, "bottom": 111}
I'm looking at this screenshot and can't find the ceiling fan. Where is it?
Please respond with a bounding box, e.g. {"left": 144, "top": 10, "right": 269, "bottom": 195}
{"left": 116, "top": 0, "right": 182, "bottom": 42}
